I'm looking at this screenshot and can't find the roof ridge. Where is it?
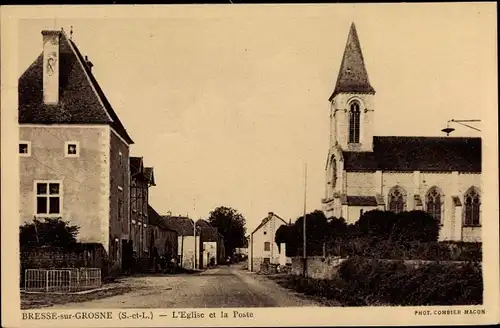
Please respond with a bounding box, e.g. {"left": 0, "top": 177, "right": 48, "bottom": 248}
{"left": 67, "top": 36, "right": 134, "bottom": 144}
{"left": 64, "top": 33, "right": 114, "bottom": 124}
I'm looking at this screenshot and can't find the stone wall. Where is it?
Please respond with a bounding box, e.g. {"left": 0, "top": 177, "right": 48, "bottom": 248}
{"left": 291, "top": 256, "right": 346, "bottom": 280}
{"left": 290, "top": 256, "right": 477, "bottom": 280}
{"left": 20, "top": 244, "right": 108, "bottom": 286}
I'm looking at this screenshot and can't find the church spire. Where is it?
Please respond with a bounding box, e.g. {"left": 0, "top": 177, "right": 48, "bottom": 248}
{"left": 329, "top": 22, "right": 375, "bottom": 101}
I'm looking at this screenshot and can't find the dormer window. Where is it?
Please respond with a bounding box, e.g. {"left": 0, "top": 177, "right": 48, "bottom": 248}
{"left": 19, "top": 141, "right": 31, "bottom": 156}
{"left": 65, "top": 141, "right": 79, "bottom": 157}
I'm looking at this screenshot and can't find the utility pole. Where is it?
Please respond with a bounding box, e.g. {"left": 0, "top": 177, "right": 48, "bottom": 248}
{"left": 303, "top": 163, "right": 308, "bottom": 276}
{"left": 193, "top": 198, "right": 197, "bottom": 270}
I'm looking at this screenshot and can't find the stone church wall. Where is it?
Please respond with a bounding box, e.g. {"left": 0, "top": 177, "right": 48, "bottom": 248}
{"left": 346, "top": 172, "right": 374, "bottom": 195}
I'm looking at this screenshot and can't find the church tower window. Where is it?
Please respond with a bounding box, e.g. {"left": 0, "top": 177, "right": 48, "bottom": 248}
{"left": 426, "top": 187, "right": 443, "bottom": 223}
{"left": 464, "top": 187, "right": 480, "bottom": 227}
{"left": 348, "top": 101, "right": 360, "bottom": 144}
{"left": 388, "top": 186, "right": 406, "bottom": 214}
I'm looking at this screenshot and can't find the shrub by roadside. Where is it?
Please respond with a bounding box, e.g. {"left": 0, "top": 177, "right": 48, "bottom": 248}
{"left": 276, "top": 257, "right": 482, "bottom": 306}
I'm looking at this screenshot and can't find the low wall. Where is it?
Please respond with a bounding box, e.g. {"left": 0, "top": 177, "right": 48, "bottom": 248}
{"left": 20, "top": 244, "right": 108, "bottom": 285}
{"left": 291, "top": 256, "right": 479, "bottom": 280}
{"left": 291, "top": 256, "right": 345, "bottom": 280}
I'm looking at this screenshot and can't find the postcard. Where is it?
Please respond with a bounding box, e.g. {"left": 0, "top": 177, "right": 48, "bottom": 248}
{"left": 1, "top": 3, "right": 499, "bottom": 327}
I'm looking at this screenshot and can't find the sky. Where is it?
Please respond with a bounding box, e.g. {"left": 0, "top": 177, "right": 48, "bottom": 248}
{"left": 16, "top": 4, "right": 496, "bottom": 234}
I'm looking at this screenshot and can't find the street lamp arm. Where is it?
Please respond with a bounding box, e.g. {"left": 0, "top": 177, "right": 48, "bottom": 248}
{"left": 442, "top": 119, "right": 482, "bottom": 135}
{"left": 452, "top": 121, "right": 481, "bottom": 132}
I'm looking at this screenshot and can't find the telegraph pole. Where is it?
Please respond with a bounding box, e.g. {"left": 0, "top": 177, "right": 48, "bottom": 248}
{"left": 303, "top": 163, "right": 308, "bottom": 276}
{"left": 193, "top": 198, "right": 197, "bottom": 270}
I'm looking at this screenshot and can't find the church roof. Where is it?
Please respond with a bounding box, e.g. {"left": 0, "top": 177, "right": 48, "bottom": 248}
{"left": 329, "top": 22, "right": 375, "bottom": 101}
{"left": 346, "top": 196, "right": 378, "bottom": 206}
{"left": 18, "top": 30, "right": 134, "bottom": 144}
{"left": 343, "top": 136, "right": 481, "bottom": 173}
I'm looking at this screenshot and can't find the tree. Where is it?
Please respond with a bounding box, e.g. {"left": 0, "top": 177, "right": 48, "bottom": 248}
{"left": 393, "top": 210, "right": 440, "bottom": 242}
{"left": 353, "top": 210, "right": 399, "bottom": 240}
{"left": 293, "top": 210, "right": 330, "bottom": 256}
{"left": 19, "top": 217, "right": 79, "bottom": 250}
{"left": 275, "top": 224, "right": 293, "bottom": 255}
{"left": 208, "top": 206, "right": 246, "bottom": 255}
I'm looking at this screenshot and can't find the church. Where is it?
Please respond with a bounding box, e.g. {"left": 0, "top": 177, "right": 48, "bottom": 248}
{"left": 321, "top": 23, "right": 482, "bottom": 242}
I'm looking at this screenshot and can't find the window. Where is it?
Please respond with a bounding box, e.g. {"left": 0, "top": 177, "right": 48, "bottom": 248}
{"left": 388, "top": 186, "right": 406, "bottom": 214}
{"left": 426, "top": 187, "right": 443, "bottom": 223}
{"left": 348, "top": 101, "right": 360, "bottom": 144}
{"left": 35, "top": 181, "right": 62, "bottom": 216}
{"left": 264, "top": 242, "right": 271, "bottom": 251}
{"left": 464, "top": 187, "right": 480, "bottom": 227}
{"left": 118, "top": 197, "right": 123, "bottom": 221}
{"left": 263, "top": 231, "right": 267, "bottom": 235}
{"left": 64, "top": 141, "right": 79, "bottom": 157}
{"left": 19, "top": 141, "right": 31, "bottom": 156}
{"left": 331, "top": 157, "right": 337, "bottom": 188}
{"left": 131, "top": 183, "right": 137, "bottom": 212}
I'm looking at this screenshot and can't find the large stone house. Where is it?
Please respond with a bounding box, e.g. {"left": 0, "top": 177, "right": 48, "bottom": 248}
{"left": 18, "top": 29, "right": 134, "bottom": 270}
{"left": 248, "top": 212, "right": 288, "bottom": 272}
{"left": 321, "top": 23, "right": 482, "bottom": 242}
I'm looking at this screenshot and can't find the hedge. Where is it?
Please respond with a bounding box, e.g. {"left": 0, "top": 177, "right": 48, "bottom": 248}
{"left": 277, "top": 257, "right": 483, "bottom": 306}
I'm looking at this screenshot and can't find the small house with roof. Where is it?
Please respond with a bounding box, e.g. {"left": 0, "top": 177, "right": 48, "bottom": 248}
{"left": 147, "top": 205, "right": 178, "bottom": 264}
{"left": 18, "top": 29, "right": 134, "bottom": 271}
{"left": 163, "top": 215, "right": 202, "bottom": 269}
{"left": 322, "top": 23, "right": 482, "bottom": 242}
{"left": 248, "top": 212, "right": 289, "bottom": 272}
{"left": 196, "top": 219, "right": 225, "bottom": 267}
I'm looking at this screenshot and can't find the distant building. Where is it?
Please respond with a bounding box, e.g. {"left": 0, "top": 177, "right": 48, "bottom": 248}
{"left": 322, "top": 23, "right": 482, "bottom": 242}
{"left": 147, "top": 205, "right": 178, "bottom": 263}
{"left": 248, "top": 212, "right": 288, "bottom": 272}
{"left": 196, "top": 219, "right": 225, "bottom": 266}
{"left": 18, "top": 29, "right": 134, "bottom": 270}
{"left": 163, "top": 215, "right": 202, "bottom": 269}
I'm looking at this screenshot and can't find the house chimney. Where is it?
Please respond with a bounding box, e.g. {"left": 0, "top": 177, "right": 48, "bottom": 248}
{"left": 42, "top": 30, "right": 61, "bottom": 105}
{"left": 268, "top": 212, "right": 273, "bottom": 218}
{"left": 84, "top": 55, "right": 94, "bottom": 71}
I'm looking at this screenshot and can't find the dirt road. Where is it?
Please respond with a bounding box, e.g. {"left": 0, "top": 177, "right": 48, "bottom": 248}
{"left": 48, "top": 264, "right": 323, "bottom": 308}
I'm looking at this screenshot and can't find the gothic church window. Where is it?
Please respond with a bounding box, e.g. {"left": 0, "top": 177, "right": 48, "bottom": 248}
{"left": 388, "top": 186, "right": 406, "bottom": 214}
{"left": 464, "top": 187, "right": 480, "bottom": 227}
{"left": 426, "top": 187, "right": 443, "bottom": 223}
{"left": 331, "top": 158, "right": 337, "bottom": 188}
{"left": 348, "top": 101, "right": 360, "bottom": 144}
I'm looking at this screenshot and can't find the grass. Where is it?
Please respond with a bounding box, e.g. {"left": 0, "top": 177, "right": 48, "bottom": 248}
{"left": 21, "top": 285, "right": 132, "bottom": 309}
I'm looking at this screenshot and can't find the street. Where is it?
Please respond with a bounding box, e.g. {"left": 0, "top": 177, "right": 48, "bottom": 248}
{"left": 48, "top": 264, "right": 324, "bottom": 308}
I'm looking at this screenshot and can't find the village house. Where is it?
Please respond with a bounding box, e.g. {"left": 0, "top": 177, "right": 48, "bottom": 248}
{"left": 322, "top": 23, "right": 482, "bottom": 242}
{"left": 196, "top": 219, "right": 225, "bottom": 267}
{"left": 147, "top": 205, "right": 178, "bottom": 269}
{"left": 129, "top": 157, "right": 156, "bottom": 260}
{"left": 163, "top": 215, "right": 202, "bottom": 269}
{"left": 18, "top": 29, "right": 134, "bottom": 271}
{"left": 248, "top": 212, "right": 289, "bottom": 272}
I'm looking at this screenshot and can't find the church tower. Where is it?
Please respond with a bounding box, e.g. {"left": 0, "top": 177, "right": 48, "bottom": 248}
{"left": 323, "top": 22, "right": 376, "bottom": 218}
{"left": 329, "top": 22, "right": 375, "bottom": 152}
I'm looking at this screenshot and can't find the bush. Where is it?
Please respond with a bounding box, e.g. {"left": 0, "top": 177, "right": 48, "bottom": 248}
{"left": 280, "top": 257, "right": 483, "bottom": 306}
{"left": 327, "top": 239, "right": 482, "bottom": 262}
{"left": 337, "top": 257, "right": 483, "bottom": 306}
